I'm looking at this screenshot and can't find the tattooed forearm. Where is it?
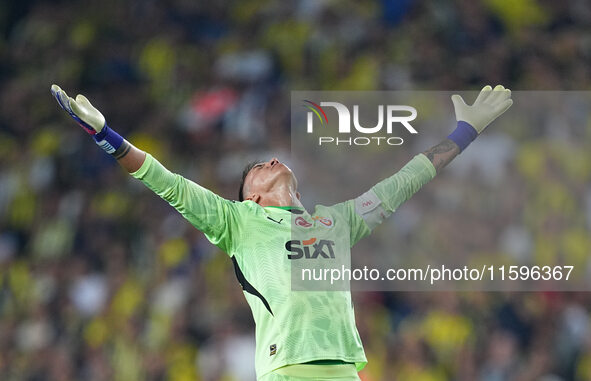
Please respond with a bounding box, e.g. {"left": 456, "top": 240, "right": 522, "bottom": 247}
{"left": 422, "top": 139, "right": 460, "bottom": 172}
{"left": 116, "top": 142, "right": 147, "bottom": 173}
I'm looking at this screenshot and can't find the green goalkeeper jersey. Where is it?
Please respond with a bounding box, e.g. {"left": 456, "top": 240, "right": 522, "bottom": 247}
{"left": 131, "top": 153, "right": 436, "bottom": 378}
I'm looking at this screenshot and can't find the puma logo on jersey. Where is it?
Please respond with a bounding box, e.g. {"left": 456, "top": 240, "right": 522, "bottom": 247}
{"left": 267, "top": 216, "right": 283, "bottom": 224}
{"left": 285, "top": 238, "right": 336, "bottom": 259}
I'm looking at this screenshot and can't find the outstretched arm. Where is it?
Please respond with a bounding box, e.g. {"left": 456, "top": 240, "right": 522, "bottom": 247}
{"left": 50, "top": 84, "right": 238, "bottom": 253}
{"left": 345, "top": 85, "right": 513, "bottom": 243}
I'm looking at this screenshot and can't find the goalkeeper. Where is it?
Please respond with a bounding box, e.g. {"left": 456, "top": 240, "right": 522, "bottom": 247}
{"left": 51, "top": 84, "right": 512, "bottom": 380}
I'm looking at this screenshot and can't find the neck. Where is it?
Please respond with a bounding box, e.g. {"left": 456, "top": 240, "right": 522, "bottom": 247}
{"left": 258, "top": 184, "right": 302, "bottom": 208}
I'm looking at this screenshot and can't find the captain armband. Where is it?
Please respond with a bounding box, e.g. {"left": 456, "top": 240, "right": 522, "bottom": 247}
{"left": 354, "top": 190, "right": 392, "bottom": 230}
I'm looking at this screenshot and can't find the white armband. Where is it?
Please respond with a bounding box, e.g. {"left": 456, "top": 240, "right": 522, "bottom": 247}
{"left": 354, "top": 189, "right": 392, "bottom": 230}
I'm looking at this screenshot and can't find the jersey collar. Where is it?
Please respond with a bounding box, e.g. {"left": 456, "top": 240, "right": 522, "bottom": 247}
{"left": 266, "top": 206, "right": 306, "bottom": 214}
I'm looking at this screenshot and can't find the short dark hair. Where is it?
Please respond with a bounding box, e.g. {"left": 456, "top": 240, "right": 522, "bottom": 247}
{"left": 238, "top": 160, "right": 262, "bottom": 201}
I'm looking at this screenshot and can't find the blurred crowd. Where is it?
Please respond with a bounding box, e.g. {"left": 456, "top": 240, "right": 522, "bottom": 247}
{"left": 1, "top": 0, "right": 591, "bottom": 380}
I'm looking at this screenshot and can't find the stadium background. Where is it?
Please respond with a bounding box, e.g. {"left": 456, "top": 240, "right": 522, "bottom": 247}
{"left": 1, "top": 0, "right": 591, "bottom": 380}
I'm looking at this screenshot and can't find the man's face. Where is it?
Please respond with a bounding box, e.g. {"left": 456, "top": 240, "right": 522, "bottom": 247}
{"left": 242, "top": 157, "right": 298, "bottom": 201}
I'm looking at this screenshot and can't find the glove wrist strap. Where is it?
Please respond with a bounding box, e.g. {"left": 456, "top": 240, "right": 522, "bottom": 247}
{"left": 447, "top": 121, "right": 478, "bottom": 152}
{"left": 93, "top": 123, "right": 125, "bottom": 156}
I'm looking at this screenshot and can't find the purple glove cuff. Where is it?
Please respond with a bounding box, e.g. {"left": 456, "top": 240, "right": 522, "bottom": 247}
{"left": 447, "top": 121, "right": 478, "bottom": 152}
{"left": 93, "top": 124, "right": 124, "bottom": 155}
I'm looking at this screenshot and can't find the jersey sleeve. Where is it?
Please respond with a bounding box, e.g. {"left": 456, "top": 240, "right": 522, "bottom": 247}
{"left": 333, "top": 153, "right": 436, "bottom": 246}
{"left": 329, "top": 199, "right": 372, "bottom": 247}
{"left": 131, "top": 153, "right": 239, "bottom": 254}
{"left": 370, "top": 153, "right": 436, "bottom": 213}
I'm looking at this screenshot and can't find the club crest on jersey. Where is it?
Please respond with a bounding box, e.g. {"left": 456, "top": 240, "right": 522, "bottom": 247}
{"left": 286, "top": 237, "right": 336, "bottom": 259}
{"left": 311, "top": 215, "right": 333, "bottom": 227}
{"left": 295, "top": 216, "right": 332, "bottom": 227}
{"left": 295, "top": 216, "right": 312, "bottom": 227}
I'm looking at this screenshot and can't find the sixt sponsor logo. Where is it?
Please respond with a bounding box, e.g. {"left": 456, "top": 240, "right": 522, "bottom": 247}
{"left": 286, "top": 238, "right": 336, "bottom": 260}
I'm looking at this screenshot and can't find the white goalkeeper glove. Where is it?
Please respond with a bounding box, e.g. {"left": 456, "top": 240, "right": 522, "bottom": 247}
{"left": 51, "top": 84, "right": 128, "bottom": 157}
{"left": 448, "top": 85, "right": 513, "bottom": 152}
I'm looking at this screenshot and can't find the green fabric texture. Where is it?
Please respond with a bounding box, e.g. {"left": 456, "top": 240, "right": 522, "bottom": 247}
{"left": 261, "top": 363, "right": 360, "bottom": 380}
